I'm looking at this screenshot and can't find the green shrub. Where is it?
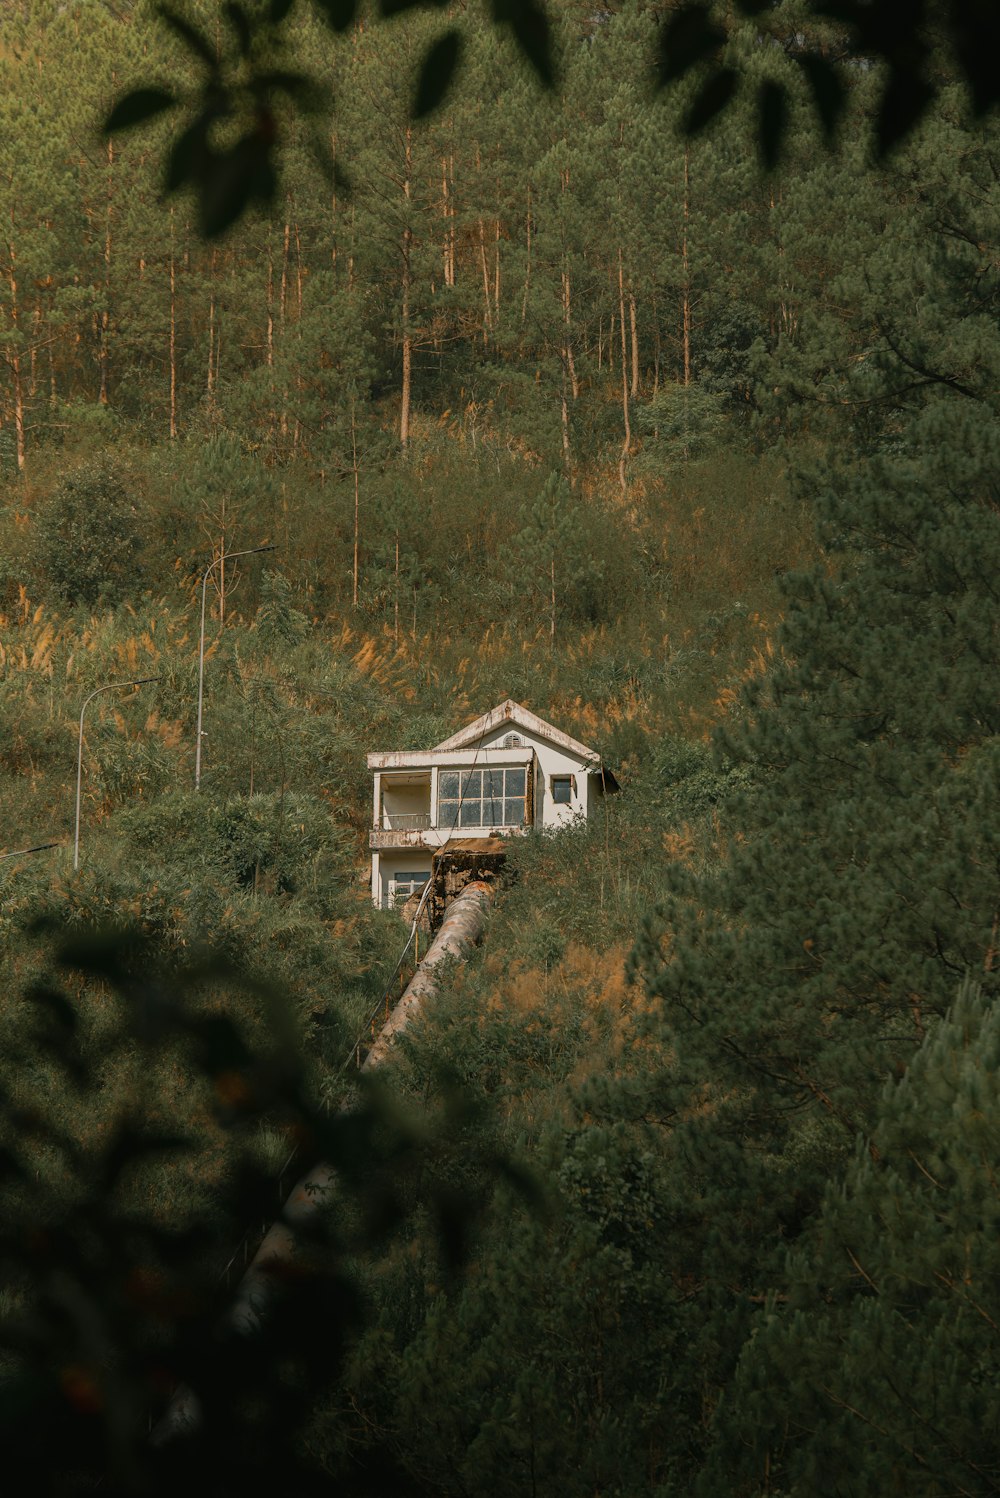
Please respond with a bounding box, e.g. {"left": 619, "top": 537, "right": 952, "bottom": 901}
{"left": 35, "top": 459, "right": 146, "bottom": 608}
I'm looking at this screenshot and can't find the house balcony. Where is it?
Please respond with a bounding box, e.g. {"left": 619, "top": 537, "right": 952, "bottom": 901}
{"left": 383, "top": 812, "right": 431, "bottom": 831}
{"left": 370, "top": 819, "right": 433, "bottom": 851}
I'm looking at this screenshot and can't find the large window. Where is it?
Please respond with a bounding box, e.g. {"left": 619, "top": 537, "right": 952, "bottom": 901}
{"left": 438, "top": 767, "right": 527, "bottom": 828}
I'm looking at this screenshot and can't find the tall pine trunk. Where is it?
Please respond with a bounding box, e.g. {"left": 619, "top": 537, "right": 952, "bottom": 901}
{"left": 618, "top": 245, "right": 631, "bottom": 497}
{"left": 207, "top": 248, "right": 216, "bottom": 409}
{"left": 629, "top": 291, "right": 639, "bottom": 399}
{"left": 5, "top": 226, "right": 25, "bottom": 472}
{"left": 351, "top": 399, "right": 361, "bottom": 608}
{"left": 99, "top": 137, "right": 113, "bottom": 406}
{"left": 400, "top": 127, "right": 413, "bottom": 448}
{"left": 168, "top": 211, "right": 177, "bottom": 439}
{"left": 682, "top": 145, "right": 691, "bottom": 386}
{"left": 521, "top": 185, "right": 532, "bottom": 326}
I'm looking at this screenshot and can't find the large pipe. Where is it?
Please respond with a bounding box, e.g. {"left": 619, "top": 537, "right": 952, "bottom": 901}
{"left": 153, "top": 879, "right": 494, "bottom": 1442}
{"left": 362, "top": 880, "right": 492, "bottom": 1070}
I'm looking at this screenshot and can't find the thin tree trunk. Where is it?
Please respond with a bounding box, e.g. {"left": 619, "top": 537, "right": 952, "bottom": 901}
{"left": 400, "top": 127, "right": 412, "bottom": 448}
{"left": 351, "top": 399, "right": 360, "bottom": 609}
{"left": 618, "top": 245, "right": 630, "bottom": 497}
{"left": 218, "top": 484, "right": 228, "bottom": 625}
{"left": 521, "top": 185, "right": 532, "bottom": 326}
{"left": 207, "top": 247, "right": 216, "bottom": 408}
{"left": 11, "top": 349, "right": 24, "bottom": 472}
{"left": 30, "top": 306, "right": 39, "bottom": 397}
{"left": 494, "top": 211, "right": 501, "bottom": 315}
{"left": 169, "top": 214, "right": 177, "bottom": 440}
{"left": 266, "top": 243, "right": 274, "bottom": 368}
{"left": 550, "top": 555, "right": 556, "bottom": 640}
{"left": 441, "top": 156, "right": 455, "bottom": 288}
{"left": 562, "top": 267, "right": 579, "bottom": 399}
{"left": 280, "top": 215, "right": 290, "bottom": 328}
{"left": 448, "top": 154, "right": 456, "bottom": 286}
{"left": 214, "top": 300, "right": 222, "bottom": 395}
{"left": 682, "top": 144, "right": 691, "bottom": 387}
{"left": 278, "top": 217, "right": 290, "bottom": 442}
{"left": 441, "top": 157, "right": 448, "bottom": 284}
{"left": 394, "top": 531, "right": 400, "bottom": 645}
{"left": 330, "top": 131, "right": 338, "bottom": 275}
{"left": 99, "top": 136, "right": 113, "bottom": 405}
{"left": 293, "top": 224, "right": 304, "bottom": 454}
{"left": 478, "top": 218, "right": 492, "bottom": 342}
{"left": 6, "top": 228, "right": 25, "bottom": 472}
{"left": 629, "top": 290, "right": 639, "bottom": 399}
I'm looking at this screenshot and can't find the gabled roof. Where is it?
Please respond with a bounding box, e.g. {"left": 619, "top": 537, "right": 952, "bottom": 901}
{"left": 432, "top": 699, "right": 600, "bottom": 763}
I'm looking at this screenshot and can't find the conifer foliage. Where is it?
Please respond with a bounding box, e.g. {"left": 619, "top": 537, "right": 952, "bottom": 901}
{"left": 2, "top": 4, "right": 1000, "bottom": 1494}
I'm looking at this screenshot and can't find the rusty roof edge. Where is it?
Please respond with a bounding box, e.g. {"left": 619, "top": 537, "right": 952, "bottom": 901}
{"left": 367, "top": 746, "right": 535, "bottom": 770}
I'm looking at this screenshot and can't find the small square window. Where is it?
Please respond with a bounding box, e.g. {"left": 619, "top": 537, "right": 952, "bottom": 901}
{"left": 551, "top": 775, "right": 574, "bottom": 805}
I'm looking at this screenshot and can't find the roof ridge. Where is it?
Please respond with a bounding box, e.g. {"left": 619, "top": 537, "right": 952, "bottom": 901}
{"left": 431, "top": 699, "right": 599, "bottom": 761}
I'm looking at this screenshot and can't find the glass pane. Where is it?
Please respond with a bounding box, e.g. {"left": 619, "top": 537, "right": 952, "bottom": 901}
{"left": 459, "top": 800, "right": 482, "bottom": 826}
{"left": 503, "top": 797, "right": 525, "bottom": 826}
{"left": 460, "top": 769, "right": 481, "bottom": 797}
{"left": 483, "top": 798, "right": 503, "bottom": 825}
{"left": 551, "top": 777, "right": 572, "bottom": 804}
{"left": 439, "top": 800, "right": 459, "bottom": 828}
{"left": 483, "top": 768, "right": 503, "bottom": 799}
{"left": 439, "top": 771, "right": 459, "bottom": 799}
{"left": 504, "top": 768, "right": 526, "bottom": 797}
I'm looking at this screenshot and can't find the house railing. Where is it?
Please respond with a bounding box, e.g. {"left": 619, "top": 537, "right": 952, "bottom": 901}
{"left": 382, "top": 811, "right": 432, "bottom": 830}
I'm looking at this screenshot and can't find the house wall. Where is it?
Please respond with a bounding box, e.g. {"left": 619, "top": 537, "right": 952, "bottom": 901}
{"left": 376, "top": 850, "right": 434, "bottom": 909}
{"left": 472, "top": 722, "right": 592, "bottom": 829}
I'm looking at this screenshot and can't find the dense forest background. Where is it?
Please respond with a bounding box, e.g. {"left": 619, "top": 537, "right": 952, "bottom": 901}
{"left": 1, "top": 0, "right": 998, "bottom": 1493}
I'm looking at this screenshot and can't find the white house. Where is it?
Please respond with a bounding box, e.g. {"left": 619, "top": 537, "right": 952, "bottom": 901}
{"left": 367, "top": 699, "right": 615, "bottom": 910}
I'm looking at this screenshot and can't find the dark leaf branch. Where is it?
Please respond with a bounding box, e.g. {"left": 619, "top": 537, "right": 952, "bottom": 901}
{"left": 105, "top": 0, "right": 1000, "bottom": 236}
{"left": 656, "top": 0, "right": 999, "bottom": 164}
{"left": 414, "top": 30, "right": 463, "bottom": 119}
{"left": 104, "top": 2, "right": 334, "bottom": 238}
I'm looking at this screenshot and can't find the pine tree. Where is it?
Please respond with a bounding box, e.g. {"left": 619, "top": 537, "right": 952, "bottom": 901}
{"left": 608, "top": 123, "right": 1000, "bottom": 1484}
{"left": 636, "top": 95, "right": 1000, "bottom": 1141}
{"left": 714, "top": 979, "right": 1000, "bottom": 1496}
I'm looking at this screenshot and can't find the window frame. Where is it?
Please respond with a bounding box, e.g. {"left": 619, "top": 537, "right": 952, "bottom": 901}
{"left": 550, "top": 774, "right": 575, "bottom": 806}
{"left": 437, "top": 766, "right": 527, "bottom": 829}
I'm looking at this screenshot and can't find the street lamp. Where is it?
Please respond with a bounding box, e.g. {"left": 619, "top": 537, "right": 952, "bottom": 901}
{"left": 194, "top": 544, "right": 276, "bottom": 790}
{"left": 74, "top": 677, "right": 160, "bottom": 871}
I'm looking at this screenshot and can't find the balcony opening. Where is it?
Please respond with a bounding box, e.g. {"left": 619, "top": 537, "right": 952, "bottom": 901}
{"left": 380, "top": 772, "right": 431, "bottom": 831}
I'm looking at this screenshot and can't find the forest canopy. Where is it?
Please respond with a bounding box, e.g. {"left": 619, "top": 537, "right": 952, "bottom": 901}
{"left": 0, "top": 0, "right": 998, "bottom": 1492}
{"left": 106, "top": 0, "right": 1000, "bottom": 234}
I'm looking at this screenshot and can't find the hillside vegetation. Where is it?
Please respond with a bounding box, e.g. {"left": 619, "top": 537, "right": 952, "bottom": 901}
{"left": 1, "top": 1, "right": 999, "bottom": 1494}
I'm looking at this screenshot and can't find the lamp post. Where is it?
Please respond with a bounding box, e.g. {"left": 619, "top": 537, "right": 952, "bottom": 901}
{"left": 74, "top": 677, "right": 160, "bottom": 872}
{"left": 194, "top": 544, "right": 275, "bottom": 790}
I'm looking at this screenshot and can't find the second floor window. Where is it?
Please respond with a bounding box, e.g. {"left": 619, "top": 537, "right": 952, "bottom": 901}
{"left": 439, "top": 767, "right": 527, "bottom": 828}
